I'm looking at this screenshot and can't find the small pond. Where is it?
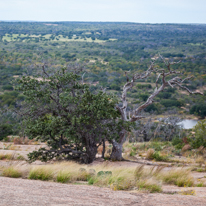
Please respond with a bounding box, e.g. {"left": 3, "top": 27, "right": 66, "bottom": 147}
{"left": 178, "top": 119, "right": 198, "bottom": 129}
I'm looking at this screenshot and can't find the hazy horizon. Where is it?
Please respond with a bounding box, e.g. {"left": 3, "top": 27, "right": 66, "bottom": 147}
{"left": 1, "top": 20, "right": 206, "bottom": 25}
{"left": 0, "top": 0, "right": 206, "bottom": 24}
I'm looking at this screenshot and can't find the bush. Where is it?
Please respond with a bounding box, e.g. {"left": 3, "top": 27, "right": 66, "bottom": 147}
{"left": 149, "top": 142, "right": 163, "bottom": 151}
{"left": 172, "top": 137, "right": 184, "bottom": 149}
{"left": 190, "top": 104, "right": 206, "bottom": 118}
{"left": 160, "top": 99, "right": 183, "bottom": 108}
{"left": 152, "top": 152, "right": 168, "bottom": 162}
{"left": 144, "top": 104, "right": 158, "bottom": 113}
{"left": 190, "top": 120, "right": 206, "bottom": 148}
{"left": 0, "top": 124, "right": 13, "bottom": 140}
{"left": 2, "top": 85, "right": 13, "bottom": 90}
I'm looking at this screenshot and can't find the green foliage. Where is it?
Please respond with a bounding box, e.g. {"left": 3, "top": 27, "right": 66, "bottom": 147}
{"left": 172, "top": 137, "right": 184, "bottom": 149}
{"left": 149, "top": 142, "right": 163, "bottom": 151}
{"left": 0, "top": 22, "right": 206, "bottom": 124}
{"left": 2, "top": 85, "right": 13, "bottom": 91}
{"left": 152, "top": 152, "right": 168, "bottom": 161}
{"left": 157, "top": 92, "right": 172, "bottom": 99}
{"left": 144, "top": 104, "right": 158, "bottom": 113}
{"left": 160, "top": 99, "right": 184, "bottom": 108}
{"left": 0, "top": 124, "right": 13, "bottom": 140}
{"left": 17, "top": 67, "right": 128, "bottom": 163}
{"left": 139, "top": 94, "right": 149, "bottom": 101}
{"left": 136, "top": 84, "right": 152, "bottom": 89}
{"left": 190, "top": 104, "right": 206, "bottom": 118}
{"left": 190, "top": 120, "right": 206, "bottom": 148}
{"left": 97, "top": 171, "right": 112, "bottom": 176}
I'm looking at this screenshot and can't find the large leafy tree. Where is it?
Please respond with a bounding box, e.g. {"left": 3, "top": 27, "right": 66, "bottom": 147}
{"left": 17, "top": 65, "right": 126, "bottom": 163}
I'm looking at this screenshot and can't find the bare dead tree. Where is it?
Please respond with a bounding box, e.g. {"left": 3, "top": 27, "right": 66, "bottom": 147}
{"left": 110, "top": 55, "right": 203, "bottom": 161}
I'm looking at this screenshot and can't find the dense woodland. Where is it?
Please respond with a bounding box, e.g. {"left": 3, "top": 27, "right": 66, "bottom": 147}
{"left": 0, "top": 22, "right": 206, "bottom": 139}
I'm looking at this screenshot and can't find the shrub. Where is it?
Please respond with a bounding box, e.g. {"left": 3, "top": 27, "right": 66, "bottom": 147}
{"left": 2, "top": 85, "right": 13, "bottom": 91}
{"left": 172, "top": 137, "right": 184, "bottom": 149}
{"left": 149, "top": 142, "right": 163, "bottom": 151}
{"left": 160, "top": 99, "right": 183, "bottom": 108}
{"left": 0, "top": 124, "right": 13, "bottom": 140}
{"left": 152, "top": 152, "right": 168, "bottom": 162}
{"left": 190, "top": 104, "right": 206, "bottom": 118}
{"left": 190, "top": 120, "right": 206, "bottom": 148}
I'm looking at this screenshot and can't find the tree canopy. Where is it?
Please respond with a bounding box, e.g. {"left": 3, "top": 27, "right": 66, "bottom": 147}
{"left": 17, "top": 65, "right": 127, "bottom": 163}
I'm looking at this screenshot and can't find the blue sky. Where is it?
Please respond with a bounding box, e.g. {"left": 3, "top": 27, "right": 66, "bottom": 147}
{"left": 0, "top": 0, "right": 206, "bottom": 23}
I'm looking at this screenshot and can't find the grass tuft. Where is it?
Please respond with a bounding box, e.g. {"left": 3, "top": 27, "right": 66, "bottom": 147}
{"left": 2, "top": 166, "right": 22, "bottom": 178}
{"left": 57, "top": 171, "right": 71, "bottom": 183}
{"left": 28, "top": 167, "right": 53, "bottom": 181}
{"left": 160, "top": 168, "right": 194, "bottom": 187}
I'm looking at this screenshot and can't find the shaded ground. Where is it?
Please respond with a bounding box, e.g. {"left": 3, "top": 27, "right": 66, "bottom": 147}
{"left": 1, "top": 177, "right": 206, "bottom": 206}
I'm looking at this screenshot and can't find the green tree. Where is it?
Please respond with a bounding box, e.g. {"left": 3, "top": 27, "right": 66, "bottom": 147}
{"left": 17, "top": 65, "right": 125, "bottom": 163}
{"left": 190, "top": 120, "right": 206, "bottom": 148}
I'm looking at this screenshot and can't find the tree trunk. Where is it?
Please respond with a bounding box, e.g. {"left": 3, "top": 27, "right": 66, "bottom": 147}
{"left": 86, "top": 145, "right": 97, "bottom": 164}
{"left": 102, "top": 138, "right": 105, "bottom": 159}
{"left": 110, "top": 140, "right": 123, "bottom": 161}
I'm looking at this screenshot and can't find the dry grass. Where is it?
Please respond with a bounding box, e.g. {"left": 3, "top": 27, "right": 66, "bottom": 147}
{"left": 0, "top": 161, "right": 195, "bottom": 192}
{"left": 29, "top": 167, "right": 53, "bottom": 181}
{"left": 195, "top": 156, "right": 205, "bottom": 167}
{"left": 2, "top": 166, "right": 22, "bottom": 178}
{"left": 146, "top": 149, "right": 155, "bottom": 159}
{"left": 13, "top": 137, "right": 33, "bottom": 145}
{"left": 0, "top": 152, "right": 25, "bottom": 161}
{"left": 160, "top": 168, "right": 194, "bottom": 187}
{"left": 0, "top": 153, "right": 14, "bottom": 160}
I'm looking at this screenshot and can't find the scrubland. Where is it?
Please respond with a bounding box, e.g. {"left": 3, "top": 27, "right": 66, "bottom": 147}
{"left": 0, "top": 139, "right": 206, "bottom": 196}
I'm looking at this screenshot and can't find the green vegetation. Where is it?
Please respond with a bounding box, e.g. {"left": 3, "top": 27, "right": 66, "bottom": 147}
{"left": 2, "top": 162, "right": 193, "bottom": 192}
{"left": 28, "top": 168, "right": 53, "bottom": 181}
{"left": 190, "top": 120, "right": 206, "bottom": 148}
{"left": 17, "top": 66, "right": 128, "bottom": 164}
{"left": 0, "top": 22, "right": 206, "bottom": 139}
{"left": 2, "top": 166, "right": 22, "bottom": 178}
